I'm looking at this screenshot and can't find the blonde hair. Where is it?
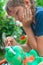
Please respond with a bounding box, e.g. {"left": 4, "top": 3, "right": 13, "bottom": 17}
{"left": 6, "top": 0, "right": 36, "bottom": 15}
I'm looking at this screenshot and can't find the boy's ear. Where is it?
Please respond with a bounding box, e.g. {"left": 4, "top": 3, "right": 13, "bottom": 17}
{"left": 24, "top": 0, "right": 30, "bottom": 4}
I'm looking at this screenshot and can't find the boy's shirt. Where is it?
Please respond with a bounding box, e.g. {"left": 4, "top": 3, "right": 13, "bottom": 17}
{"left": 31, "top": 6, "right": 43, "bottom": 36}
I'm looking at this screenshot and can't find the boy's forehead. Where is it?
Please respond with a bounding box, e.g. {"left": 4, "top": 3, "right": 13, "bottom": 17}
{"left": 13, "top": 6, "right": 22, "bottom": 11}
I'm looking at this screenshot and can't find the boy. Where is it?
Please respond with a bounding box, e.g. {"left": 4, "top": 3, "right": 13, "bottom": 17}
{"left": 0, "top": 36, "right": 30, "bottom": 65}
{"left": 5, "top": 0, "right": 43, "bottom": 56}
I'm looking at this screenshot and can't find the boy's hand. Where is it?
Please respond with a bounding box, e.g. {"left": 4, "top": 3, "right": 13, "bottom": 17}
{"left": 22, "top": 5, "right": 33, "bottom": 26}
{"left": 4, "top": 37, "right": 15, "bottom": 46}
{"left": 4, "top": 36, "right": 19, "bottom": 46}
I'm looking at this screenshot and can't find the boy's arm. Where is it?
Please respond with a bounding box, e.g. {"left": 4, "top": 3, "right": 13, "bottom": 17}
{"left": 12, "top": 39, "right": 31, "bottom": 52}
{"left": 23, "top": 25, "right": 37, "bottom": 50}
{"left": 4, "top": 36, "right": 31, "bottom": 52}
{"left": 0, "top": 58, "right": 7, "bottom": 65}
{"left": 21, "top": 43, "right": 31, "bottom": 52}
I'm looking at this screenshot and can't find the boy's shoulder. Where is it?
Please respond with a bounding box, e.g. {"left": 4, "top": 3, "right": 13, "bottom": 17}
{"left": 36, "top": 6, "right": 43, "bottom": 14}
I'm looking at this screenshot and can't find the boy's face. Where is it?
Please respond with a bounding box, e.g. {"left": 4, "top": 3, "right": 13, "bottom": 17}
{"left": 9, "top": 1, "right": 33, "bottom": 24}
